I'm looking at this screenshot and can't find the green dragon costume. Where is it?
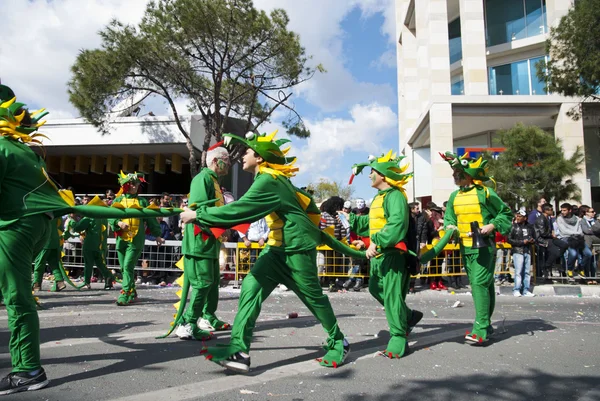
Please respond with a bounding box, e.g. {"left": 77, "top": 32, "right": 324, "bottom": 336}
{"left": 69, "top": 210, "right": 116, "bottom": 290}
{"left": 185, "top": 130, "right": 366, "bottom": 373}
{"left": 440, "top": 151, "right": 512, "bottom": 344}
{"left": 32, "top": 217, "right": 67, "bottom": 292}
{"left": 347, "top": 150, "right": 422, "bottom": 358}
{"left": 0, "top": 84, "right": 181, "bottom": 395}
{"left": 109, "top": 172, "right": 163, "bottom": 306}
{"left": 173, "top": 150, "right": 232, "bottom": 340}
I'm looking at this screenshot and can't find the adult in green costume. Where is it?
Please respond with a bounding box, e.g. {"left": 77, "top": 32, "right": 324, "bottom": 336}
{"left": 440, "top": 151, "right": 513, "bottom": 344}
{"left": 69, "top": 216, "right": 116, "bottom": 290}
{"left": 180, "top": 131, "right": 366, "bottom": 373}
{"left": 0, "top": 84, "right": 181, "bottom": 395}
{"left": 342, "top": 150, "right": 422, "bottom": 358}
{"left": 175, "top": 145, "right": 231, "bottom": 341}
{"left": 32, "top": 217, "right": 66, "bottom": 292}
{"left": 109, "top": 172, "right": 164, "bottom": 306}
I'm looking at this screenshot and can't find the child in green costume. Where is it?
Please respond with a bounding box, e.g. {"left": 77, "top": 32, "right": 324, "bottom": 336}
{"left": 175, "top": 145, "right": 231, "bottom": 341}
{"left": 69, "top": 216, "right": 116, "bottom": 290}
{"left": 342, "top": 150, "right": 423, "bottom": 359}
{"left": 32, "top": 217, "right": 67, "bottom": 292}
{"left": 440, "top": 151, "right": 513, "bottom": 344}
{"left": 109, "top": 172, "right": 164, "bottom": 306}
{"left": 180, "top": 131, "right": 366, "bottom": 373}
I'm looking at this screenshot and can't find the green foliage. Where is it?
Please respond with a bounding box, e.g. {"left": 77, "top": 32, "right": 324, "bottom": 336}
{"left": 486, "top": 124, "right": 584, "bottom": 210}
{"left": 68, "top": 0, "right": 319, "bottom": 173}
{"left": 307, "top": 178, "right": 354, "bottom": 204}
{"left": 539, "top": 0, "right": 600, "bottom": 115}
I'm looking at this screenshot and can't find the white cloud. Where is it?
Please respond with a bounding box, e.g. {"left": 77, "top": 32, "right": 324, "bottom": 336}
{"left": 370, "top": 49, "right": 397, "bottom": 70}
{"left": 0, "top": 0, "right": 397, "bottom": 123}
{"left": 254, "top": 0, "right": 397, "bottom": 112}
{"left": 0, "top": 0, "right": 148, "bottom": 120}
{"left": 295, "top": 103, "right": 397, "bottom": 178}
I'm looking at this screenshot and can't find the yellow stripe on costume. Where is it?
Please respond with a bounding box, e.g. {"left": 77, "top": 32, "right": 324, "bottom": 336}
{"left": 453, "top": 191, "right": 483, "bottom": 247}
{"left": 265, "top": 212, "right": 284, "bottom": 247}
{"left": 369, "top": 193, "right": 387, "bottom": 237}
{"left": 211, "top": 177, "right": 225, "bottom": 206}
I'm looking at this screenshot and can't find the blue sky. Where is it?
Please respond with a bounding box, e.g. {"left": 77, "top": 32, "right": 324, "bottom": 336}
{"left": 1, "top": 0, "right": 400, "bottom": 203}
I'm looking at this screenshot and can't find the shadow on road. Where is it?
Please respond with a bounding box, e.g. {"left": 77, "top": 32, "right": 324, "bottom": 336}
{"left": 340, "top": 368, "right": 598, "bottom": 401}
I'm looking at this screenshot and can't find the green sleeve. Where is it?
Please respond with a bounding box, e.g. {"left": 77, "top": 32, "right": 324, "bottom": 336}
{"left": 195, "top": 174, "right": 280, "bottom": 228}
{"left": 371, "top": 190, "right": 408, "bottom": 249}
{"left": 349, "top": 213, "right": 370, "bottom": 237}
{"left": 483, "top": 188, "right": 513, "bottom": 236}
{"left": 443, "top": 191, "right": 458, "bottom": 228}
{"left": 71, "top": 217, "right": 92, "bottom": 233}
{"left": 139, "top": 197, "right": 162, "bottom": 237}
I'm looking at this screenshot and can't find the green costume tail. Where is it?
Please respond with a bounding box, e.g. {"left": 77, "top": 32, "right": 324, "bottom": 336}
{"left": 419, "top": 228, "right": 457, "bottom": 264}
{"left": 156, "top": 272, "right": 190, "bottom": 339}
{"left": 320, "top": 232, "right": 367, "bottom": 259}
{"left": 57, "top": 258, "right": 85, "bottom": 290}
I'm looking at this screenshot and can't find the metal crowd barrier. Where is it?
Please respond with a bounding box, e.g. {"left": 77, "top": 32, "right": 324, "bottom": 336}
{"left": 58, "top": 240, "right": 568, "bottom": 285}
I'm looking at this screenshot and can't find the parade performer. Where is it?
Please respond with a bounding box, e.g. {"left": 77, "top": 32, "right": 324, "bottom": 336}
{"left": 32, "top": 217, "right": 67, "bottom": 292}
{"left": 180, "top": 131, "right": 366, "bottom": 373}
{"left": 109, "top": 172, "right": 164, "bottom": 306}
{"left": 440, "top": 151, "right": 512, "bottom": 344}
{"left": 0, "top": 84, "right": 181, "bottom": 395}
{"left": 173, "top": 144, "right": 231, "bottom": 340}
{"left": 342, "top": 150, "right": 422, "bottom": 359}
{"left": 69, "top": 216, "right": 116, "bottom": 290}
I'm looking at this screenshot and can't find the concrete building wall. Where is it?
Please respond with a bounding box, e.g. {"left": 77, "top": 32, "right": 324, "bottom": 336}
{"left": 395, "top": 0, "right": 594, "bottom": 206}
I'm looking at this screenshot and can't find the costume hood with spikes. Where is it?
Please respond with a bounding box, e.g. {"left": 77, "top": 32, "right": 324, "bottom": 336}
{"left": 349, "top": 150, "right": 413, "bottom": 194}
{"left": 439, "top": 151, "right": 492, "bottom": 182}
{"left": 116, "top": 171, "right": 146, "bottom": 197}
{"left": 222, "top": 130, "right": 298, "bottom": 178}
{"left": 0, "top": 84, "right": 49, "bottom": 145}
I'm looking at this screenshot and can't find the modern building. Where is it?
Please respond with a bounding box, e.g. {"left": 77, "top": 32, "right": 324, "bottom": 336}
{"left": 39, "top": 115, "right": 254, "bottom": 198}
{"left": 395, "top": 0, "right": 600, "bottom": 207}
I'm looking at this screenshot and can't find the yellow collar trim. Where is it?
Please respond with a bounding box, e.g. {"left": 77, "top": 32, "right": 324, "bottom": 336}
{"left": 383, "top": 177, "right": 409, "bottom": 199}
{"left": 258, "top": 160, "right": 299, "bottom": 179}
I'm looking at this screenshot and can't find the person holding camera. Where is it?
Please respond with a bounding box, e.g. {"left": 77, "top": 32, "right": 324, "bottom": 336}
{"left": 508, "top": 210, "right": 536, "bottom": 297}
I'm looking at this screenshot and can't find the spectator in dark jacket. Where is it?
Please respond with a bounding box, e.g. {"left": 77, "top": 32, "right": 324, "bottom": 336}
{"left": 534, "top": 204, "right": 567, "bottom": 281}
{"left": 508, "top": 210, "right": 536, "bottom": 297}
{"left": 528, "top": 197, "right": 546, "bottom": 225}
{"left": 579, "top": 205, "right": 600, "bottom": 283}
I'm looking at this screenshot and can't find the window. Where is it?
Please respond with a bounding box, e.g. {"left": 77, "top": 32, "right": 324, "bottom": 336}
{"left": 485, "top": 0, "right": 547, "bottom": 47}
{"left": 529, "top": 56, "right": 547, "bottom": 95}
{"left": 448, "top": 18, "right": 462, "bottom": 65}
{"left": 489, "top": 56, "right": 549, "bottom": 95}
{"left": 451, "top": 75, "right": 464, "bottom": 95}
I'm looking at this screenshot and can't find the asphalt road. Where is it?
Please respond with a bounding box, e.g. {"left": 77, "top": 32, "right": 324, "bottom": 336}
{"left": 1, "top": 283, "right": 599, "bottom": 401}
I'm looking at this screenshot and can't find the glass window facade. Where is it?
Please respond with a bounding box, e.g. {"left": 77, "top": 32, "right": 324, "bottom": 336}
{"left": 448, "top": 18, "right": 462, "bottom": 65}
{"left": 451, "top": 75, "right": 464, "bottom": 95}
{"left": 489, "top": 56, "right": 549, "bottom": 95}
{"left": 485, "top": 0, "right": 547, "bottom": 47}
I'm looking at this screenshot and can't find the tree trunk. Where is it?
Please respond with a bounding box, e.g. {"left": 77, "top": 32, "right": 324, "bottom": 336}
{"left": 185, "top": 136, "right": 199, "bottom": 177}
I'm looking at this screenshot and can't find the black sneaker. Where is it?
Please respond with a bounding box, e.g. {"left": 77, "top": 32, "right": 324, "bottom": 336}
{"left": 0, "top": 368, "right": 49, "bottom": 395}
{"left": 407, "top": 310, "right": 423, "bottom": 334}
{"left": 219, "top": 352, "right": 251, "bottom": 374}
{"left": 342, "top": 339, "right": 350, "bottom": 363}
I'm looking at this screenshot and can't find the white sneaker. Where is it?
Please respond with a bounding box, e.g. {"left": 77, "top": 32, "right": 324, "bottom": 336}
{"left": 513, "top": 291, "right": 522, "bottom": 297}
{"left": 198, "top": 318, "right": 215, "bottom": 331}
{"left": 523, "top": 291, "right": 536, "bottom": 297}
{"left": 175, "top": 323, "right": 193, "bottom": 339}
{"left": 279, "top": 284, "right": 288, "bottom": 291}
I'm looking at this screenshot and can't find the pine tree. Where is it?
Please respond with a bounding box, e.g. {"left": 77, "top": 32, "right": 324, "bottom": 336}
{"left": 486, "top": 124, "right": 584, "bottom": 210}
